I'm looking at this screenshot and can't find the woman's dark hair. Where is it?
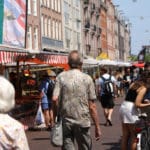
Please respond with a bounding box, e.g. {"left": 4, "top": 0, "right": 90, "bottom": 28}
{"left": 131, "top": 80, "right": 145, "bottom": 91}
{"left": 131, "top": 71, "right": 150, "bottom": 90}
{"left": 68, "top": 50, "right": 83, "bottom": 68}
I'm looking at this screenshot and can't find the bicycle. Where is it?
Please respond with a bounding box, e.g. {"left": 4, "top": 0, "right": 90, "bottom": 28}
{"left": 135, "top": 113, "right": 150, "bottom": 150}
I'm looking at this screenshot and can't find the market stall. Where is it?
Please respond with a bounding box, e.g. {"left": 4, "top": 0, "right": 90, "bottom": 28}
{"left": 0, "top": 47, "right": 69, "bottom": 128}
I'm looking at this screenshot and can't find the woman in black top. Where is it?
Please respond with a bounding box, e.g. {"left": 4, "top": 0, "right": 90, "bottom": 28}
{"left": 119, "top": 72, "right": 150, "bottom": 150}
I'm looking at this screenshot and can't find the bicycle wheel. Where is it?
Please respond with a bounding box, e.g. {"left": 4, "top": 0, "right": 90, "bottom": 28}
{"left": 140, "top": 130, "right": 149, "bottom": 150}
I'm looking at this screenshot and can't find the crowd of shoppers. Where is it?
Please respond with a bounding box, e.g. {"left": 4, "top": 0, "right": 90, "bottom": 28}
{"left": 0, "top": 48, "right": 150, "bottom": 150}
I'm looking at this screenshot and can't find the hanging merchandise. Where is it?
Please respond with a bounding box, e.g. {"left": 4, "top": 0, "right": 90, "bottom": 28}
{"left": 23, "top": 64, "right": 31, "bottom": 77}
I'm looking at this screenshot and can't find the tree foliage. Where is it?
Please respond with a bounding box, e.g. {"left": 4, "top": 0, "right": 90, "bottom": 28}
{"left": 145, "top": 54, "right": 150, "bottom": 62}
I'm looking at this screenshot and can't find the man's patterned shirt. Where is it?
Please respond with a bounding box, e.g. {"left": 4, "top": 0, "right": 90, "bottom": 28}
{"left": 53, "top": 69, "right": 97, "bottom": 127}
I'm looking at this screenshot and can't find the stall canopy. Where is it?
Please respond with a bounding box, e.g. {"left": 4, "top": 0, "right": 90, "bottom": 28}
{"left": 0, "top": 50, "right": 28, "bottom": 64}
{"left": 96, "top": 52, "right": 109, "bottom": 60}
{"left": 132, "top": 62, "right": 145, "bottom": 68}
{"left": 83, "top": 58, "right": 99, "bottom": 65}
{"left": 98, "top": 59, "right": 117, "bottom": 66}
{"left": 0, "top": 46, "right": 69, "bottom": 70}
{"left": 18, "top": 52, "right": 69, "bottom": 70}
{"left": 117, "top": 61, "right": 132, "bottom": 67}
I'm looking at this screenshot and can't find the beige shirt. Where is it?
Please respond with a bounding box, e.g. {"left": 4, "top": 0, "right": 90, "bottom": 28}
{"left": 53, "top": 69, "right": 97, "bottom": 127}
{"left": 0, "top": 114, "right": 30, "bottom": 150}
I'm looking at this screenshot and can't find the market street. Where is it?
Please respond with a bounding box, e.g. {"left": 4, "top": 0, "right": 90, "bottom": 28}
{"left": 26, "top": 97, "right": 123, "bottom": 150}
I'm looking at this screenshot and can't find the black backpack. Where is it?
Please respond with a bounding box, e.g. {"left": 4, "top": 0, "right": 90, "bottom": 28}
{"left": 101, "top": 76, "right": 114, "bottom": 96}
{"left": 46, "top": 80, "right": 55, "bottom": 99}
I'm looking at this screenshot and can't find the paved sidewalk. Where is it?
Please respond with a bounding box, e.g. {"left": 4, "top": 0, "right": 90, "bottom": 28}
{"left": 26, "top": 97, "right": 124, "bottom": 150}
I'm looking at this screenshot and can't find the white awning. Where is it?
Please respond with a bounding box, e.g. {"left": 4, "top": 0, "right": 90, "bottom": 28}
{"left": 98, "top": 59, "right": 117, "bottom": 66}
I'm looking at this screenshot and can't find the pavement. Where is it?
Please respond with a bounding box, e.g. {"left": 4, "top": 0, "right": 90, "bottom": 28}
{"left": 25, "top": 96, "right": 124, "bottom": 150}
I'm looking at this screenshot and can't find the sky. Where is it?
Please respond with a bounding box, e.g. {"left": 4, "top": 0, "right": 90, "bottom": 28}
{"left": 112, "top": 0, "right": 150, "bottom": 55}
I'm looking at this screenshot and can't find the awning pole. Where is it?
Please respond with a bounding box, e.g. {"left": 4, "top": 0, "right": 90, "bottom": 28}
{"left": 16, "top": 60, "right": 21, "bottom": 97}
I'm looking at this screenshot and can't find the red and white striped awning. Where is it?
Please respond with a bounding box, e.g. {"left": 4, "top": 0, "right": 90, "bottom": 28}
{"left": 0, "top": 51, "right": 27, "bottom": 64}
{"left": 0, "top": 48, "right": 69, "bottom": 69}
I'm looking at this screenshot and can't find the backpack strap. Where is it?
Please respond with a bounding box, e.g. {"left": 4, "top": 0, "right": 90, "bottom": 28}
{"left": 109, "top": 75, "right": 111, "bottom": 80}
{"left": 101, "top": 76, "right": 106, "bottom": 82}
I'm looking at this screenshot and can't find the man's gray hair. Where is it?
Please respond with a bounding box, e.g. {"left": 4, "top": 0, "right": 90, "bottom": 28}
{"left": 68, "top": 50, "right": 83, "bottom": 68}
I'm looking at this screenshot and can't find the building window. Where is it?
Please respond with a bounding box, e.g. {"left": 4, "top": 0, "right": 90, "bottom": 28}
{"left": 33, "top": 27, "right": 38, "bottom": 49}
{"left": 33, "top": 0, "right": 37, "bottom": 16}
{"left": 44, "top": 17, "right": 48, "bottom": 36}
{"left": 51, "top": 0, "right": 54, "bottom": 10}
{"left": 65, "top": 28, "right": 71, "bottom": 48}
{"left": 52, "top": 20, "right": 55, "bottom": 39}
{"left": 56, "top": 21, "right": 58, "bottom": 40}
{"left": 55, "top": 0, "right": 57, "bottom": 11}
{"left": 59, "top": 22, "right": 62, "bottom": 40}
{"left": 76, "top": 0, "right": 79, "bottom": 7}
{"left": 27, "top": 26, "right": 32, "bottom": 49}
{"left": 28, "top": 0, "right": 31, "bottom": 15}
{"left": 64, "top": 2, "right": 69, "bottom": 25}
{"left": 47, "top": 0, "right": 50, "bottom": 8}
{"left": 41, "top": 15, "right": 44, "bottom": 36}
{"left": 44, "top": 0, "right": 46, "bottom": 6}
{"left": 58, "top": 0, "right": 61, "bottom": 12}
{"left": 40, "top": 0, "right": 43, "bottom": 5}
{"left": 48, "top": 18, "right": 51, "bottom": 38}
{"left": 66, "top": 39, "right": 70, "bottom": 48}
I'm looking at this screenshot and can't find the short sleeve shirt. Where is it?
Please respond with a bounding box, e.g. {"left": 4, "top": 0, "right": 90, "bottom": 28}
{"left": 39, "top": 78, "right": 50, "bottom": 103}
{"left": 0, "top": 114, "right": 29, "bottom": 150}
{"left": 53, "top": 69, "right": 97, "bottom": 127}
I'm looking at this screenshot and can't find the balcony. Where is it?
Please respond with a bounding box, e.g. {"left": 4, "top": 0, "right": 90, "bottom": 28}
{"left": 83, "top": 0, "right": 89, "bottom": 8}
{"left": 97, "top": 27, "right": 102, "bottom": 36}
{"left": 84, "top": 21, "right": 90, "bottom": 31}
{"left": 86, "top": 44, "right": 91, "bottom": 55}
{"left": 90, "top": 25, "right": 96, "bottom": 35}
{"left": 96, "top": 7, "right": 100, "bottom": 17}
{"left": 90, "top": 3, "right": 96, "bottom": 14}
{"left": 100, "top": 1, "right": 107, "bottom": 10}
{"left": 84, "top": 0, "right": 89, "bottom": 4}
{"left": 91, "top": 25, "right": 96, "bottom": 31}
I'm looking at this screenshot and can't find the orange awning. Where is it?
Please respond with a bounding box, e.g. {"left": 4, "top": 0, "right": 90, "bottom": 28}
{"left": 132, "top": 62, "right": 145, "bottom": 68}
{"left": 18, "top": 54, "right": 69, "bottom": 70}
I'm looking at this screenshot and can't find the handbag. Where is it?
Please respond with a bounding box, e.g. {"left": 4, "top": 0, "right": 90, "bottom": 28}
{"left": 51, "top": 117, "right": 63, "bottom": 146}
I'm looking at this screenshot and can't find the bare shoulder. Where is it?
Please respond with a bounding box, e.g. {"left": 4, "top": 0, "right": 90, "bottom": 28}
{"left": 137, "top": 86, "right": 146, "bottom": 93}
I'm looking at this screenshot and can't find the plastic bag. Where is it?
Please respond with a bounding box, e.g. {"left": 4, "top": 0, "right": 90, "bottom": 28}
{"left": 35, "top": 104, "right": 45, "bottom": 125}
{"left": 51, "top": 118, "right": 63, "bottom": 147}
